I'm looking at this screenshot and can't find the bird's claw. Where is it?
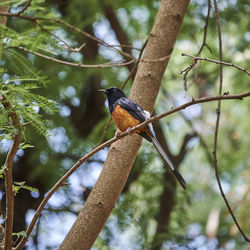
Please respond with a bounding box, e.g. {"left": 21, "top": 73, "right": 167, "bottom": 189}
{"left": 115, "top": 127, "right": 133, "bottom": 138}
{"left": 115, "top": 130, "right": 122, "bottom": 137}
{"left": 125, "top": 127, "right": 132, "bottom": 134}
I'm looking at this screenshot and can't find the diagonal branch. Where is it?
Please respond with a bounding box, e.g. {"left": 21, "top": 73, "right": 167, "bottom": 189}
{"left": 101, "top": 3, "right": 133, "bottom": 71}
{"left": 176, "top": 133, "right": 197, "bottom": 165}
{"left": 14, "top": 91, "right": 250, "bottom": 249}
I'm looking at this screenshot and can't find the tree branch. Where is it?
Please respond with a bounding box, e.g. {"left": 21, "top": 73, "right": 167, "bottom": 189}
{"left": 196, "top": 0, "right": 212, "bottom": 56}
{"left": 0, "top": 13, "right": 135, "bottom": 61}
{"left": 101, "top": 3, "right": 133, "bottom": 71}
{"left": 0, "top": 95, "right": 22, "bottom": 249}
{"left": 176, "top": 133, "right": 197, "bottom": 165}
{"left": 6, "top": 46, "right": 136, "bottom": 68}
{"left": 180, "top": 53, "right": 250, "bottom": 77}
{"left": 14, "top": 91, "right": 250, "bottom": 249}
{"left": 182, "top": 0, "right": 212, "bottom": 90}
{"left": 212, "top": 0, "right": 250, "bottom": 242}
{"left": 3, "top": 134, "right": 21, "bottom": 250}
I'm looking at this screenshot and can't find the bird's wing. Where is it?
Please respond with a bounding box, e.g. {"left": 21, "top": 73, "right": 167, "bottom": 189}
{"left": 116, "top": 98, "right": 186, "bottom": 189}
{"left": 116, "top": 97, "right": 156, "bottom": 140}
{"left": 116, "top": 98, "right": 147, "bottom": 122}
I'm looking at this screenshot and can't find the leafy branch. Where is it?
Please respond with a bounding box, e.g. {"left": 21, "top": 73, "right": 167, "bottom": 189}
{"left": 0, "top": 95, "right": 21, "bottom": 250}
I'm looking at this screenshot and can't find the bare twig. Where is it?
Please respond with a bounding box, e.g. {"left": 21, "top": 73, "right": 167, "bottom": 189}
{"left": 4, "top": 134, "right": 21, "bottom": 250}
{"left": 196, "top": 0, "right": 212, "bottom": 56}
{"left": 1, "top": 95, "right": 22, "bottom": 250}
{"left": 213, "top": 0, "right": 250, "bottom": 242}
{"left": 120, "top": 39, "right": 148, "bottom": 90}
{"left": 179, "top": 58, "right": 198, "bottom": 75}
{"left": 182, "top": 0, "right": 212, "bottom": 90}
{"left": 181, "top": 53, "right": 250, "bottom": 77}
{"left": 14, "top": 91, "right": 250, "bottom": 250}
{"left": 6, "top": 46, "right": 136, "bottom": 68}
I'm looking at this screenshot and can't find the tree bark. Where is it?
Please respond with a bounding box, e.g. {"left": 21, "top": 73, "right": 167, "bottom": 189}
{"left": 0, "top": 0, "right": 8, "bottom": 25}
{"left": 59, "top": 0, "right": 190, "bottom": 249}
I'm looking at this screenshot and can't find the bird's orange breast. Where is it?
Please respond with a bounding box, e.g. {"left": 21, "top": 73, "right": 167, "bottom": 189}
{"left": 112, "top": 105, "right": 140, "bottom": 132}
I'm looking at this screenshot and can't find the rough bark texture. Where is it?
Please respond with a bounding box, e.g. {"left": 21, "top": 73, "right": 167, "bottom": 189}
{"left": 59, "top": 0, "right": 190, "bottom": 249}
{"left": 0, "top": 0, "right": 8, "bottom": 25}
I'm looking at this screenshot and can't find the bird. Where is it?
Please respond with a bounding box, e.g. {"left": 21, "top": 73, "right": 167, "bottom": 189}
{"left": 99, "top": 87, "right": 186, "bottom": 189}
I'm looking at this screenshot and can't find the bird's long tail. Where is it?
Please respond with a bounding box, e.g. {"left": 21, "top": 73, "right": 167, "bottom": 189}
{"left": 151, "top": 136, "right": 186, "bottom": 189}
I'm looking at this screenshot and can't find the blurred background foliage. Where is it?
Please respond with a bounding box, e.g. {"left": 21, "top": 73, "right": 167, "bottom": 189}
{"left": 0, "top": 0, "right": 249, "bottom": 249}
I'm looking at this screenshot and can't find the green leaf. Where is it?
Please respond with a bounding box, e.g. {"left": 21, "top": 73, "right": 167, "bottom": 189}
{"left": 12, "top": 231, "right": 27, "bottom": 238}
{"left": 20, "top": 142, "right": 34, "bottom": 149}
{"left": 13, "top": 181, "right": 39, "bottom": 193}
{"left": 0, "top": 165, "right": 6, "bottom": 179}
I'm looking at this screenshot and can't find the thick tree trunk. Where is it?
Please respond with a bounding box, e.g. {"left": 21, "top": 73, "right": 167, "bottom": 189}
{"left": 59, "top": 0, "right": 190, "bottom": 249}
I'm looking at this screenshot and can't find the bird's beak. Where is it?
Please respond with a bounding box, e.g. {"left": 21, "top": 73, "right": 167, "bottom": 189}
{"left": 98, "top": 89, "right": 107, "bottom": 93}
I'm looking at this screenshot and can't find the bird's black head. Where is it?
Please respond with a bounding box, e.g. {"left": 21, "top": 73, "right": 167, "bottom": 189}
{"left": 99, "top": 87, "right": 126, "bottom": 113}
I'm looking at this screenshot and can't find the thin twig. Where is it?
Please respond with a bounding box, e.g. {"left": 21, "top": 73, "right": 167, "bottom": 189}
{"left": 213, "top": 0, "right": 250, "bottom": 242}
{"left": 35, "top": 21, "right": 86, "bottom": 52}
{"left": 182, "top": 0, "right": 212, "bottom": 90}
{"left": 0, "top": 13, "right": 135, "bottom": 61}
{"left": 6, "top": 46, "right": 136, "bottom": 68}
{"left": 181, "top": 53, "right": 250, "bottom": 77}
{"left": 196, "top": 0, "right": 212, "bottom": 56}
{"left": 4, "top": 134, "right": 21, "bottom": 250}
{"left": 179, "top": 58, "right": 198, "bottom": 75}
{"left": 14, "top": 91, "right": 250, "bottom": 250}
{"left": 28, "top": 17, "right": 86, "bottom": 52}
{"left": 1, "top": 95, "right": 22, "bottom": 250}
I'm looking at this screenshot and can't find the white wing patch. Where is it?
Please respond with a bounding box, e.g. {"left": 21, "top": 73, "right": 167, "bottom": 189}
{"left": 143, "top": 110, "right": 151, "bottom": 119}
{"left": 142, "top": 109, "right": 155, "bottom": 137}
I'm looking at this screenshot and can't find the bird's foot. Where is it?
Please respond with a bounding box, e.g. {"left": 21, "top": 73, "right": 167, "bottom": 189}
{"left": 115, "top": 130, "right": 122, "bottom": 137}
{"left": 115, "top": 127, "right": 133, "bottom": 138}
{"left": 125, "top": 127, "right": 133, "bottom": 134}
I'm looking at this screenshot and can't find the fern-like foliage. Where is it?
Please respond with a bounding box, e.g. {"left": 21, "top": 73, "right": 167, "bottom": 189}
{"left": 0, "top": 56, "right": 57, "bottom": 139}
{"left": 0, "top": 0, "right": 61, "bottom": 143}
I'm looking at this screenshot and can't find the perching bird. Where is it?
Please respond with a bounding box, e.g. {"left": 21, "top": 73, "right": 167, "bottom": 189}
{"left": 99, "top": 87, "right": 186, "bottom": 189}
